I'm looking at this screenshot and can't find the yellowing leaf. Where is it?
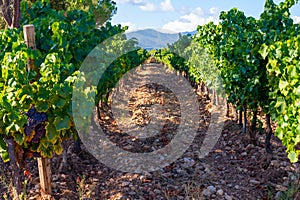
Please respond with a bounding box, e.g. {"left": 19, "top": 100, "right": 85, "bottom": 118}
{"left": 288, "top": 151, "right": 298, "bottom": 163}
{"left": 279, "top": 80, "right": 289, "bottom": 92}
{"left": 260, "top": 44, "right": 271, "bottom": 59}
{"left": 293, "top": 85, "right": 300, "bottom": 96}
{"left": 54, "top": 144, "right": 63, "bottom": 155}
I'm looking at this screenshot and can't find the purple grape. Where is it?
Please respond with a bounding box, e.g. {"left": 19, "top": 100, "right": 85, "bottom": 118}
{"left": 24, "top": 106, "right": 48, "bottom": 142}
{"left": 25, "top": 107, "right": 47, "bottom": 123}
{"left": 24, "top": 107, "right": 36, "bottom": 118}
{"left": 25, "top": 126, "right": 34, "bottom": 137}
{"left": 27, "top": 118, "right": 37, "bottom": 127}
{"left": 38, "top": 113, "right": 47, "bottom": 122}
{"left": 31, "top": 124, "right": 46, "bottom": 143}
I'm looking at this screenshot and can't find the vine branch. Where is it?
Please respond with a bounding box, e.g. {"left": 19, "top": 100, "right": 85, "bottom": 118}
{"left": 0, "top": 0, "right": 20, "bottom": 28}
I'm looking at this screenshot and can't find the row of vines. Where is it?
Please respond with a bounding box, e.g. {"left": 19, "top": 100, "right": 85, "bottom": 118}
{"left": 153, "top": 0, "right": 300, "bottom": 163}
{"left": 0, "top": 0, "right": 150, "bottom": 196}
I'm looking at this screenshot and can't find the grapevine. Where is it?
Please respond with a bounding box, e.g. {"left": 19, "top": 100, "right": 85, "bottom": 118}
{"left": 195, "top": 0, "right": 299, "bottom": 162}
{"left": 153, "top": 0, "right": 299, "bottom": 163}
{"left": 0, "top": 0, "right": 149, "bottom": 165}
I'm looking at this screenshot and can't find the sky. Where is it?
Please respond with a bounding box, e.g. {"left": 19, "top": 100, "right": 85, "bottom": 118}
{"left": 111, "top": 0, "right": 300, "bottom": 33}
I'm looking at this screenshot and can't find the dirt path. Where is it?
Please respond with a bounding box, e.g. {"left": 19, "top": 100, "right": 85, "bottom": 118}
{"left": 1, "top": 64, "right": 299, "bottom": 200}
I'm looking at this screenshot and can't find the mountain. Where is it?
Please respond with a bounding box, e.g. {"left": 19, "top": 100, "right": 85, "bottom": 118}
{"left": 181, "top": 30, "right": 197, "bottom": 36}
{"left": 126, "top": 29, "right": 179, "bottom": 50}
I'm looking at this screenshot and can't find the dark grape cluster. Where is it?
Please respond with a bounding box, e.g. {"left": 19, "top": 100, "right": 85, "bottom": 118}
{"left": 31, "top": 124, "right": 46, "bottom": 143}
{"left": 24, "top": 106, "right": 47, "bottom": 143}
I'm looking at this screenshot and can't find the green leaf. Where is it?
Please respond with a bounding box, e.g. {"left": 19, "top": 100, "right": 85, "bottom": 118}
{"left": 46, "top": 123, "right": 57, "bottom": 142}
{"left": 279, "top": 80, "right": 289, "bottom": 92}
{"left": 288, "top": 151, "right": 298, "bottom": 163}
{"left": 0, "top": 136, "right": 9, "bottom": 162}
{"left": 36, "top": 101, "right": 49, "bottom": 112}
{"left": 53, "top": 96, "right": 67, "bottom": 108}
{"left": 38, "top": 143, "right": 53, "bottom": 158}
{"left": 13, "top": 132, "right": 24, "bottom": 145}
{"left": 274, "top": 97, "right": 286, "bottom": 108}
{"left": 293, "top": 85, "right": 300, "bottom": 96}
{"left": 259, "top": 44, "right": 269, "bottom": 59}
{"left": 294, "top": 134, "right": 300, "bottom": 145}
{"left": 54, "top": 115, "right": 70, "bottom": 131}
{"left": 287, "top": 65, "right": 298, "bottom": 78}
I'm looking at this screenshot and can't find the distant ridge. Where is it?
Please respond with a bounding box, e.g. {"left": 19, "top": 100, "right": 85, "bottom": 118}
{"left": 126, "top": 29, "right": 196, "bottom": 50}
{"left": 181, "top": 30, "right": 197, "bottom": 36}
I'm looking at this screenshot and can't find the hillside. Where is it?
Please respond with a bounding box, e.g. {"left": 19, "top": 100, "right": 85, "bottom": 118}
{"left": 126, "top": 29, "right": 196, "bottom": 50}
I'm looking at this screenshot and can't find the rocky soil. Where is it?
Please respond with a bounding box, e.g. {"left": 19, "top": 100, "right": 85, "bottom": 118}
{"left": 1, "top": 80, "right": 300, "bottom": 200}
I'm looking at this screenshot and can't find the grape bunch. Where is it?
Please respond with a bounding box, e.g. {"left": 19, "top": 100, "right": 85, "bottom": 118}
{"left": 31, "top": 124, "right": 46, "bottom": 143}
{"left": 24, "top": 106, "right": 47, "bottom": 143}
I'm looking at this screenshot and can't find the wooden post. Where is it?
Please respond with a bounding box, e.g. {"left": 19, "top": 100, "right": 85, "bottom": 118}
{"left": 23, "top": 25, "right": 36, "bottom": 71}
{"left": 37, "top": 158, "right": 52, "bottom": 197}
{"left": 23, "top": 24, "right": 52, "bottom": 198}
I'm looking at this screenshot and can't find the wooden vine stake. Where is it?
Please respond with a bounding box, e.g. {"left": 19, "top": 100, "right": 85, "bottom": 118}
{"left": 23, "top": 24, "right": 52, "bottom": 199}
{"left": 37, "top": 158, "right": 52, "bottom": 198}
